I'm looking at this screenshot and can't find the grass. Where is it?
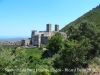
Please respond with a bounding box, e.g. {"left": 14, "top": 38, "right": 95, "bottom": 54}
{"left": 1, "top": 45, "right": 50, "bottom": 69}
{"left": 2, "top": 45, "right": 47, "bottom": 59}
{"left": 17, "top": 48, "right": 50, "bottom": 68}
{"left": 25, "top": 48, "right": 44, "bottom": 59}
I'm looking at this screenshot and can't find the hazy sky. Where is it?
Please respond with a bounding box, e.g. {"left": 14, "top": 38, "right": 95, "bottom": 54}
{"left": 0, "top": 0, "right": 100, "bottom": 38}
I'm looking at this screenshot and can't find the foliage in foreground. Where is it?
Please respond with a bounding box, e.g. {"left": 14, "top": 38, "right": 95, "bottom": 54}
{"left": 46, "top": 33, "right": 64, "bottom": 53}
{"left": 0, "top": 21, "right": 100, "bottom": 75}
{"left": 47, "top": 21, "right": 100, "bottom": 75}
{"left": 0, "top": 45, "right": 59, "bottom": 75}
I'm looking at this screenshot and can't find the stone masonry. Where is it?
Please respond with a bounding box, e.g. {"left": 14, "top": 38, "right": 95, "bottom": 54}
{"left": 21, "top": 24, "right": 67, "bottom": 46}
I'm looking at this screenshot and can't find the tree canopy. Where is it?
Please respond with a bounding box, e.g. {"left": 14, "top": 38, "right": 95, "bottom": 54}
{"left": 46, "top": 33, "right": 64, "bottom": 53}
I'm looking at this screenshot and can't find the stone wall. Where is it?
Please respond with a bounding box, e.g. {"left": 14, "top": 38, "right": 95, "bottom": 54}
{"left": 21, "top": 24, "right": 67, "bottom": 47}
{"left": 32, "top": 35, "right": 41, "bottom": 46}
{"left": 21, "top": 39, "right": 31, "bottom": 46}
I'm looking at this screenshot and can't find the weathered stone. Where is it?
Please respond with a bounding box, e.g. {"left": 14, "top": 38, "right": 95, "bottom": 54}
{"left": 21, "top": 24, "right": 67, "bottom": 47}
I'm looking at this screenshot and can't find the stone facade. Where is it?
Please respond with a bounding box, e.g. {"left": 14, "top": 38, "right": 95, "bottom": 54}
{"left": 46, "top": 24, "right": 52, "bottom": 32}
{"left": 21, "top": 39, "right": 31, "bottom": 46}
{"left": 32, "top": 34, "right": 41, "bottom": 46}
{"left": 55, "top": 24, "right": 59, "bottom": 32}
{"left": 21, "top": 24, "right": 67, "bottom": 46}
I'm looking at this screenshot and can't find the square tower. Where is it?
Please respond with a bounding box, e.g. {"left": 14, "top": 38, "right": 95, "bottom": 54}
{"left": 31, "top": 30, "right": 37, "bottom": 35}
{"left": 46, "top": 24, "right": 52, "bottom": 32}
{"left": 55, "top": 24, "right": 59, "bottom": 32}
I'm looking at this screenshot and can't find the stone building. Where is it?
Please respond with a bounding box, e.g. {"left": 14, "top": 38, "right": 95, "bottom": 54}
{"left": 21, "top": 39, "right": 31, "bottom": 46}
{"left": 21, "top": 24, "right": 67, "bottom": 46}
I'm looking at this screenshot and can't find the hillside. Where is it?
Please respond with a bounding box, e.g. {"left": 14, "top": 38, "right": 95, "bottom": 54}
{"left": 61, "top": 4, "right": 100, "bottom": 32}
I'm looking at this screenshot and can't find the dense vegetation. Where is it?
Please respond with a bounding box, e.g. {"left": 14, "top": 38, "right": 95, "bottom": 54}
{"left": 61, "top": 5, "right": 100, "bottom": 32}
{"left": 46, "top": 33, "right": 64, "bottom": 54}
{"left": 0, "top": 5, "right": 100, "bottom": 75}
{"left": 0, "top": 45, "right": 59, "bottom": 75}
{"left": 52, "top": 22, "right": 100, "bottom": 75}
{"left": 0, "top": 21, "right": 100, "bottom": 75}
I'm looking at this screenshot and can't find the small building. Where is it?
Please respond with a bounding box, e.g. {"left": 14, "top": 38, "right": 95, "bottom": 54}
{"left": 21, "top": 39, "right": 31, "bottom": 46}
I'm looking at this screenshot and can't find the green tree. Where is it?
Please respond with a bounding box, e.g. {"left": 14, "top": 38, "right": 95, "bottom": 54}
{"left": 68, "top": 21, "right": 100, "bottom": 58}
{"left": 52, "top": 39, "right": 92, "bottom": 75}
{"left": 51, "top": 21, "right": 100, "bottom": 75}
{"left": 0, "top": 45, "right": 30, "bottom": 75}
{"left": 46, "top": 33, "right": 64, "bottom": 53}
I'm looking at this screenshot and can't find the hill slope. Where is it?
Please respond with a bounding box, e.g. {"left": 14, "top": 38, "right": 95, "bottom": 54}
{"left": 61, "top": 4, "right": 100, "bottom": 32}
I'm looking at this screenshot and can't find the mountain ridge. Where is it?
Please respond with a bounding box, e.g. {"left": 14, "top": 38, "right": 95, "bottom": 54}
{"left": 61, "top": 4, "right": 100, "bottom": 32}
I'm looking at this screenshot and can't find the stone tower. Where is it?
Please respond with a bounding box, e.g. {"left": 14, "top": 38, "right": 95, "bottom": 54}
{"left": 46, "top": 24, "right": 52, "bottom": 32}
{"left": 55, "top": 24, "right": 59, "bottom": 32}
{"left": 31, "top": 30, "right": 37, "bottom": 46}
{"left": 31, "top": 30, "right": 37, "bottom": 35}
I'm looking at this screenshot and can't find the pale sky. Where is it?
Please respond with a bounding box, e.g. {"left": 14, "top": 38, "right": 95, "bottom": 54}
{"left": 0, "top": 0, "right": 100, "bottom": 38}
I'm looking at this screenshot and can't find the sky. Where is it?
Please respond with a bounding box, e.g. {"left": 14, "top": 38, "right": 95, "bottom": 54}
{"left": 0, "top": 0, "right": 100, "bottom": 38}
